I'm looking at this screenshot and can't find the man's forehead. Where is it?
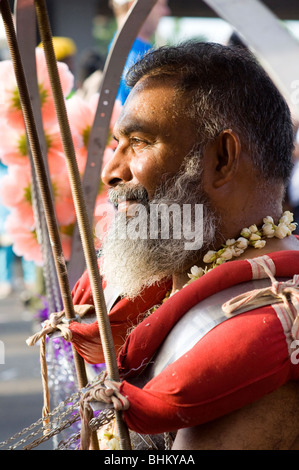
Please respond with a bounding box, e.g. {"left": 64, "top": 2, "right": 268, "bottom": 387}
{"left": 114, "top": 77, "right": 182, "bottom": 132}
{"left": 131, "top": 74, "right": 178, "bottom": 95}
{"left": 114, "top": 114, "right": 158, "bottom": 137}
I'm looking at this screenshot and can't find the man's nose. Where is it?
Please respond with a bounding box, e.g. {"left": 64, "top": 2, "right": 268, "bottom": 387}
{"left": 101, "top": 148, "right": 133, "bottom": 187}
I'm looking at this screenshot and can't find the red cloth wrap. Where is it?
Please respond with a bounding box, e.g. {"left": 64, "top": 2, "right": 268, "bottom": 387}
{"left": 69, "top": 258, "right": 170, "bottom": 364}
{"left": 70, "top": 251, "right": 299, "bottom": 434}
{"left": 118, "top": 251, "right": 299, "bottom": 434}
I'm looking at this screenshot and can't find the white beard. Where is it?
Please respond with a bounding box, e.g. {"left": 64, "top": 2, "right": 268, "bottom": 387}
{"left": 100, "top": 152, "right": 219, "bottom": 299}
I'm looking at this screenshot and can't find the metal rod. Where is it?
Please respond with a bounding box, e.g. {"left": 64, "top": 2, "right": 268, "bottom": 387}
{"left": 33, "top": 0, "right": 131, "bottom": 450}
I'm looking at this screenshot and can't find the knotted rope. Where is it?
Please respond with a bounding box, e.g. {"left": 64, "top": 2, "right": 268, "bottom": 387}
{"left": 222, "top": 258, "right": 299, "bottom": 339}
{"left": 26, "top": 305, "right": 95, "bottom": 347}
{"left": 79, "top": 374, "right": 130, "bottom": 450}
{"left": 26, "top": 304, "right": 94, "bottom": 438}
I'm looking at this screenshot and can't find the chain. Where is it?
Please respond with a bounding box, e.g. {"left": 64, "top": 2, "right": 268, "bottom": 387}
{"left": 0, "top": 372, "right": 106, "bottom": 450}
{"left": 23, "top": 412, "right": 81, "bottom": 451}
{"left": 0, "top": 369, "right": 172, "bottom": 450}
{"left": 56, "top": 409, "right": 115, "bottom": 450}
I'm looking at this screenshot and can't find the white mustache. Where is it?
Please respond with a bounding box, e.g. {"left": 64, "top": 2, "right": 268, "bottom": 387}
{"left": 108, "top": 184, "right": 149, "bottom": 208}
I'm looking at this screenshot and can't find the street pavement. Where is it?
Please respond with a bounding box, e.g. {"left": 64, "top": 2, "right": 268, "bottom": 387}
{"left": 0, "top": 286, "right": 52, "bottom": 450}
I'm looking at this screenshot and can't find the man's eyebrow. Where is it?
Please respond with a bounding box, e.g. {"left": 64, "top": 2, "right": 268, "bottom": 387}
{"left": 115, "top": 119, "right": 156, "bottom": 137}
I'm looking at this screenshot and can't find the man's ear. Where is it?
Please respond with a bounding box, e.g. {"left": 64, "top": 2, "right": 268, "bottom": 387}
{"left": 213, "top": 129, "right": 241, "bottom": 188}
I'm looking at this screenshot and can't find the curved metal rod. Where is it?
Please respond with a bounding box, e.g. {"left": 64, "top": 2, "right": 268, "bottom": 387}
{"left": 33, "top": 0, "right": 131, "bottom": 450}
{"left": 68, "top": 0, "right": 158, "bottom": 287}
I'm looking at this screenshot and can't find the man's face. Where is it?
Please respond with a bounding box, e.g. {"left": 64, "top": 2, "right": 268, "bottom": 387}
{"left": 100, "top": 77, "right": 219, "bottom": 299}
{"left": 101, "top": 77, "right": 196, "bottom": 204}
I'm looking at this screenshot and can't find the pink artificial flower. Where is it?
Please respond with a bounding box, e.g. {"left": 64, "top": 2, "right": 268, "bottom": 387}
{"left": 92, "top": 149, "right": 115, "bottom": 248}
{"left": 0, "top": 120, "right": 66, "bottom": 175}
{"left": 56, "top": 220, "right": 74, "bottom": 261}
{"left": 66, "top": 94, "right": 122, "bottom": 175}
{"left": 61, "top": 236, "right": 72, "bottom": 260}
{"left": 0, "top": 164, "right": 32, "bottom": 208}
{"left": 43, "top": 122, "right": 70, "bottom": 176}
{"left": 93, "top": 189, "right": 115, "bottom": 249}
{"left": 89, "top": 94, "right": 122, "bottom": 149}
{"left": 11, "top": 203, "right": 35, "bottom": 228}
{"left": 3, "top": 184, "right": 75, "bottom": 264}
{"left": 5, "top": 210, "right": 43, "bottom": 264}
{"left": 51, "top": 169, "right": 76, "bottom": 226}
{"left": 0, "top": 122, "right": 30, "bottom": 167}
{"left": 109, "top": 98, "right": 122, "bottom": 144}
{"left": 66, "top": 94, "right": 93, "bottom": 174}
{"left": 0, "top": 48, "right": 74, "bottom": 129}
{"left": 4, "top": 210, "right": 73, "bottom": 263}
{"left": 0, "top": 163, "right": 76, "bottom": 227}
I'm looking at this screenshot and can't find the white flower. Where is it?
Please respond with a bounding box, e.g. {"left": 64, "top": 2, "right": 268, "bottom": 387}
{"left": 249, "top": 224, "right": 258, "bottom": 233}
{"left": 108, "top": 437, "right": 120, "bottom": 450}
{"left": 249, "top": 233, "right": 261, "bottom": 241}
{"left": 190, "top": 265, "right": 203, "bottom": 277}
{"left": 231, "top": 247, "right": 243, "bottom": 257}
{"left": 188, "top": 265, "right": 204, "bottom": 281}
{"left": 220, "top": 247, "right": 234, "bottom": 260}
{"left": 263, "top": 216, "right": 274, "bottom": 224}
{"left": 203, "top": 250, "right": 217, "bottom": 264}
{"left": 289, "top": 222, "right": 297, "bottom": 232}
{"left": 253, "top": 239, "right": 266, "bottom": 249}
{"left": 240, "top": 228, "right": 251, "bottom": 238}
{"left": 225, "top": 238, "right": 236, "bottom": 246}
{"left": 236, "top": 237, "right": 249, "bottom": 249}
{"left": 262, "top": 222, "right": 275, "bottom": 238}
{"left": 279, "top": 211, "right": 293, "bottom": 225}
{"left": 274, "top": 223, "right": 291, "bottom": 239}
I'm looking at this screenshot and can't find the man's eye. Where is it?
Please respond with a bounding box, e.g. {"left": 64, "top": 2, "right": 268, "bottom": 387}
{"left": 130, "top": 138, "right": 148, "bottom": 149}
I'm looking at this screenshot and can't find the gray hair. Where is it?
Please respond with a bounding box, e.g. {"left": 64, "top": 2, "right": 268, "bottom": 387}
{"left": 126, "top": 41, "right": 294, "bottom": 185}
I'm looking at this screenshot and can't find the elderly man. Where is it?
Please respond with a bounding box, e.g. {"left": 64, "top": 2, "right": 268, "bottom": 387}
{"left": 69, "top": 41, "right": 299, "bottom": 449}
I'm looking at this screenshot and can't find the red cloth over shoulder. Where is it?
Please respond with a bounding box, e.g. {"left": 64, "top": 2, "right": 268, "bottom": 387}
{"left": 69, "top": 258, "right": 170, "bottom": 364}
{"left": 120, "top": 305, "right": 294, "bottom": 434}
{"left": 117, "top": 251, "right": 299, "bottom": 434}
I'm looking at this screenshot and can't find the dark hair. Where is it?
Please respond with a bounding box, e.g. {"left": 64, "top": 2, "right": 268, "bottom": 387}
{"left": 126, "top": 41, "right": 294, "bottom": 184}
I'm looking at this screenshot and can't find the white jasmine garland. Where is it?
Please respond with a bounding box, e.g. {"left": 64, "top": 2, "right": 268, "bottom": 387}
{"left": 254, "top": 240, "right": 266, "bottom": 249}
{"left": 232, "top": 247, "right": 244, "bottom": 257}
{"left": 240, "top": 228, "right": 251, "bottom": 238}
{"left": 220, "top": 247, "right": 234, "bottom": 260}
{"left": 203, "top": 250, "right": 217, "bottom": 264}
{"left": 262, "top": 223, "right": 275, "bottom": 238}
{"left": 280, "top": 212, "right": 293, "bottom": 225}
{"left": 188, "top": 265, "right": 204, "bottom": 281}
{"left": 290, "top": 224, "right": 297, "bottom": 233}
{"left": 187, "top": 211, "right": 297, "bottom": 284}
{"left": 249, "top": 233, "right": 261, "bottom": 241}
{"left": 275, "top": 223, "right": 291, "bottom": 239}
{"left": 236, "top": 237, "right": 249, "bottom": 249}
{"left": 263, "top": 216, "right": 274, "bottom": 224}
{"left": 249, "top": 224, "right": 258, "bottom": 233}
